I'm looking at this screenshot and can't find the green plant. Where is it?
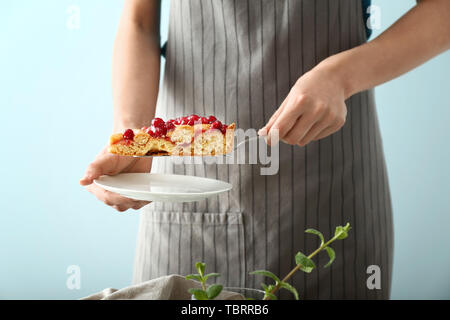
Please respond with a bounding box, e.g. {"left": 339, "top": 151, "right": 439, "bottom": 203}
{"left": 185, "top": 262, "right": 223, "bottom": 300}
{"left": 185, "top": 223, "right": 351, "bottom": 300}
{"left": 252, "top": 222, "right": 351, "bottom": 300}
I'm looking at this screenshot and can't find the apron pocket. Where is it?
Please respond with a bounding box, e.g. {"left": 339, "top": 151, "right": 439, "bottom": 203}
{"left": 133, "top": 210, "right": 246, "bottom": 288}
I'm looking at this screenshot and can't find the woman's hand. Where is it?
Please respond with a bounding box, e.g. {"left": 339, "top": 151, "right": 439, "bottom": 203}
{"left": 80, "top": 147, "right": 152, "bottom": 212}
{"left": 259, "top": 0, "right": 450, "bottom": 148}
{"left": 259, "top": 64, "right": 347, "bottom": 147}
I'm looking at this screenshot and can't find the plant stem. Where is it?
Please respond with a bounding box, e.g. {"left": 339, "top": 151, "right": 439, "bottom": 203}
{"left": 201, "top": 280, "right": 206, "bottom": 291}
{"left": 264, "top": 237, "right": 336, "bottom": 300}
{"left": 198, "top": 268, "right": 206, "bottom": 291}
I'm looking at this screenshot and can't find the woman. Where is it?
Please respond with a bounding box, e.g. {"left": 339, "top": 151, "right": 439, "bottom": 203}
{"left": 80, "top": 0, "right": 450, "bottom": 299}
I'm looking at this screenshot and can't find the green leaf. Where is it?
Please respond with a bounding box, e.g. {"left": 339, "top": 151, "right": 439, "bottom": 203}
{"left": 260, "top": 283, "right": 269, "bottom": 291}
{"left": 264, "top": 292, "right": 278, "bottom": 300}
{"left": 305, "top": 228, "right": 325, "bottom": 246}
{"left": 334, "top": 223, "right": 351, "bottom": 240}
{"left": 185, "top": 274, "right": 202, "bottom": 282}
{"left": 279, "top": 281, "right": 299, "bottom": 300}
{"left": 343, "top": 222, "right": 351, "bottom": 231}
{"left": 206, "top": 284, "right": 223, "bottom": 300}
{"left": 260, "top": 283, "right": 276, "bottom": 300}
{"left": 188, "top": 288, "right": 209, "bottom": 300}
{"left": 203, "top": 273, "right": 220, "bottom": 282}
{"left": 295, "top": 251, "right": 316, "bottom": 273}
{"left": 195, "top": 262, "right": 206, "bottom": 276}
{"left": 249, "top": 270, "right": 281, "bottom": 284}
{"left": 324, "top": 246, "right": 336, "bottom": 268}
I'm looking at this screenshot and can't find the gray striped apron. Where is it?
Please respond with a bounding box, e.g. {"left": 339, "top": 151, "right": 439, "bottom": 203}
{"left": 133, "top": 0, "right": 394, "bottom": 300}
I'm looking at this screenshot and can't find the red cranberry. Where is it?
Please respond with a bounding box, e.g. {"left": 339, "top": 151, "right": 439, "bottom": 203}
{"left": 188, "top": 114, "right": 200, "bottom": 122}
{"left": 210, "top": 121, "right": 222, "bottom": 130}
{"left": 200, "top": 117, "right": 209, "bottom": 124}
{"left": 221, "top": 124, "right": 228, "bottom": 134}
{"left": 166, "top": 121, "right": 175, "bottom": 131}
{"left": 147, "top": 127, "right": 159, "bottom": 138}
{"left": 208, "top": 116, "right": 217, "bottom": 123}
{"left": 152, "top": 125, "right": 167, "bottom": 137}
{"left": 174, "top": 118, "right": 182, "bottom": 125}
{"left": 145, "top": 127, "right": 154, "bottom": 135}
{"left": 181, "top": 117, "right": 190, "bottom": 125}
{"left": 151, "top": 117, "right": 165, "bottom": 128}
{"left": 123, "top": 129, "right": 135, "bottom": 140}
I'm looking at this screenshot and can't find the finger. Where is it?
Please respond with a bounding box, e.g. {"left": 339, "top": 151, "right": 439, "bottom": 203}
{"left": 86, "top": 184, "right": 126, "bottom": 205}
{"left": 298, "top": 120, "right": 330, "bottom": 146}
{"left": 113, "top": 205, "right": 128, "bottom": 213}
{"left": 80, "top": 163, "right": 104, "bottom": 186}
{"left": 80, "top": 154, "right": 115, "bottom": 186}
{"left": 282, "top": 112, "right": 319, "bottom": 145}
{"left": 312, "top": 112, "right": 346, "bottom": 141}
{"left": 130, "top": 200, "right": 150, "bottom": 210}
{"left": 113, "top": 200, "right": 150, "bottom": 212}
{"left": 268, "top": 96, "right": 308, "bottom": 144}
{"left": 86, "top": 184, "right": 150, "bottom": 210}
{"left": 258, "top": 96, "right": 289, "bottom": 136}
{"left": 313, "top": 125, "right": 340, "bottom": 141}
{"left": 100, "top": 189, "right": 149, "bottom": 209}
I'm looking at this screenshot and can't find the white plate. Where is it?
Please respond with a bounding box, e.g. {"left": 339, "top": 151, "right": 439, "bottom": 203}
{"left": 94, "top": 173, "right": 232, "bottom": 203}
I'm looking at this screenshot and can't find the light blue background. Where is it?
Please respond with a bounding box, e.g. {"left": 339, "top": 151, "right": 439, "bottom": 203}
{"left": 0, "top": 0, "right": 448, "bottom": 299}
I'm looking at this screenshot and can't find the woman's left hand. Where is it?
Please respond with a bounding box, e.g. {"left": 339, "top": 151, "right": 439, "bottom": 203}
{"left": 259, "top": 64, "right": 348, "bottom": 146}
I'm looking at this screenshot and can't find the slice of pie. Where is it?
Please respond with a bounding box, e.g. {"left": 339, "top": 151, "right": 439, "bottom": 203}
{"left": 108, "top": 115, "right": 235, "bottom": 156}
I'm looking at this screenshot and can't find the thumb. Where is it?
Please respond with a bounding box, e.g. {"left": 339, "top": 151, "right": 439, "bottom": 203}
{"left": 79, "top": 155, "right": 112, "bottom": 186}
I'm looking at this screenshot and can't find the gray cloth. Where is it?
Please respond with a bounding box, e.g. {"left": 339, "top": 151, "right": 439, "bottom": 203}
{"left": 133, "top": 0, "right": 393, "bottom": 300}
{"left": 81, "top": 275, "right": 244, "bottom": 300}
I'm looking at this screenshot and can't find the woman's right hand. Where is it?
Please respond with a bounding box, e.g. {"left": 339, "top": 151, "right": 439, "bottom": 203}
{"left": 79, "top": 146, "right": 152, "bottom": 212}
